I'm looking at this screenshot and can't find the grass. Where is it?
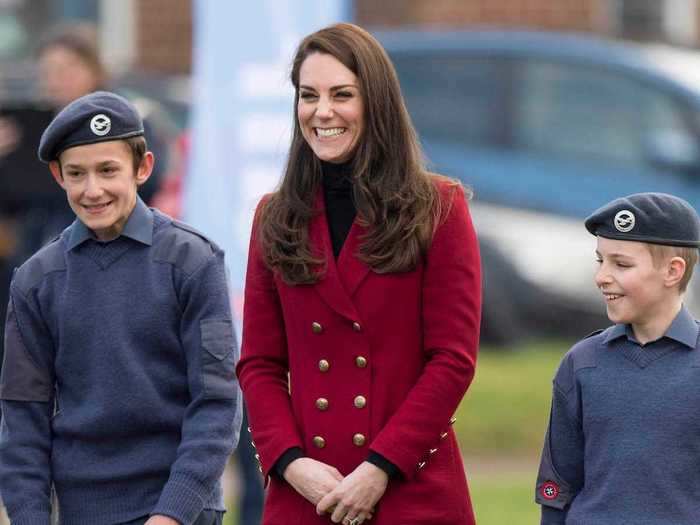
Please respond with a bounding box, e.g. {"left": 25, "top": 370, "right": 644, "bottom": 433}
{"left": 454, "top": 341, "right": 571, "bottom": 456}
{"left": 470, "top": 468, "right": 540, "bottom": 524}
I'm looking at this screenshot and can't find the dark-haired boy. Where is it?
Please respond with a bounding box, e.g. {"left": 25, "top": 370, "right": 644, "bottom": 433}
{"left": 0, "top": 91, "right": 240, "bottom": 525}
{"left": 536, "top": 192, "right": 700, "bottom": 524}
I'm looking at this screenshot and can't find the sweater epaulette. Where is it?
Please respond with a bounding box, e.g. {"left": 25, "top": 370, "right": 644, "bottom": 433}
{"left": 152, "top": 215, "right": 221, "bottom": 277}
{"left": 555, "top": 329, "right": 608, "bottom": 393}
{"left": 583, "top": 328, "right": 605, "bottom": 339}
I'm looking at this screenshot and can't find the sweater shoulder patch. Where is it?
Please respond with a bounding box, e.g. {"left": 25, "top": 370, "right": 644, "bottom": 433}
{"left": 569, "top": 330, "right": 603, "bottom": 372}
{"left": 13, "top": 238, "right": 66, "bottom": 295}
{"left": 153, "top": 220, "right": 219, "bottom": 276}
{"left": 555, "top": 331, "right": 603, "bottom": 392}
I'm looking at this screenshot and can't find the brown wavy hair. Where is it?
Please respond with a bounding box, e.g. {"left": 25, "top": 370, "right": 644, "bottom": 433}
{"left": 259, "top": 23, "right": 458, "bottom": 285}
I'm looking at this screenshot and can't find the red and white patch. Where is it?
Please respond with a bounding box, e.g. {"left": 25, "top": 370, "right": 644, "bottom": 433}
{"left": 540, "top": 481, "right": 560, "bottom": 500}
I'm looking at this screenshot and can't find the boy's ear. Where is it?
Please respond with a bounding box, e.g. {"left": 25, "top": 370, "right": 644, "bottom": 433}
{"left": 665, "top": 256, "right": 687, "bottom": 289}
{"left": 48, "top": 160, "right": 66, "bottom": 189}
{"left": 135, "top": 151, "right": 154, "bottom": 187}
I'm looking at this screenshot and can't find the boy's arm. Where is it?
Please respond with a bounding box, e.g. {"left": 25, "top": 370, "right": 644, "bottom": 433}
{"left": 151, "top": 250, "right": 242, "bottom": 525}
{"left": 536, "top": 375, "right": 585, "bottom": 525}
{"left": 0, "top": 282, "right": 55, "bottom": 525}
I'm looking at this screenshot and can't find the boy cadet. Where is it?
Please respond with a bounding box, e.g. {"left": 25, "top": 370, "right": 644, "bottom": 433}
{"left": 536, "top": 192, "right": 700, "bottom": 524}
{"left": 0, "top": 91, "right": 241, "bottom": 525}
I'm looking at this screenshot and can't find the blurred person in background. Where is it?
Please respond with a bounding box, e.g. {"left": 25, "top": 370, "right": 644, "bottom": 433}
{"left": 237, "top": 23, "right": 481, "bottom": 525}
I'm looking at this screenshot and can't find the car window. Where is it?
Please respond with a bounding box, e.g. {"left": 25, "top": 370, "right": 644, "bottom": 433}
{"left": 514, "top": 60, "right": 690, "bottom": 167}
{"left": 391, "top": 53, "right": 508, "bottom": 147}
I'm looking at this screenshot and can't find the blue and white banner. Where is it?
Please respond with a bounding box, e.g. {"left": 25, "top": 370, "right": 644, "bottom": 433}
{"left": 184, "top": 0, "right": 349, "bottom": 321}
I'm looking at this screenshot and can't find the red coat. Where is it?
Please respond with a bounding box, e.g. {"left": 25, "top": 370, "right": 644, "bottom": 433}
{"left": 237, "top": 180, "right": 481, "bottom": 525}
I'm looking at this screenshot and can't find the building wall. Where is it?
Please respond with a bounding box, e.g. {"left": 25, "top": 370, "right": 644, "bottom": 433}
{"left": 132, "top": 0, "right": 700, "bottom": 75}
{"left": 355, "top": 0, "right": 605, "bottom": 32}
{"left": 134, "top": 0, "right": 191, "bottom": 74}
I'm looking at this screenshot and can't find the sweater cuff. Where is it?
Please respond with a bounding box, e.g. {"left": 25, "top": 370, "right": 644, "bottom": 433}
{"left": 10, "top": 510, "right": 51, "bottom": 525}
{"left": 366, "top": 452, "right": 400, "bottom": 478}
{"left": 152, "top": 474, "right": 207, "bottom": 525}
{"left": 274, "top": 447, "right": 304, "bottom": 479}
{"left": 541, "top": 505, "right": 567, "bottom": 525}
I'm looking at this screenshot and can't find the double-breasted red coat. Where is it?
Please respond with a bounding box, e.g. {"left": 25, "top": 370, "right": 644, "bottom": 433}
{"left": 237, "top": 179, "right": 481, "bottom": 525}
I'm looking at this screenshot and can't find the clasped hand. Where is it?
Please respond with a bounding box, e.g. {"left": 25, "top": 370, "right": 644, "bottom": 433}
{"left": 284, "top": 458, "right": 388, "bottom": 523}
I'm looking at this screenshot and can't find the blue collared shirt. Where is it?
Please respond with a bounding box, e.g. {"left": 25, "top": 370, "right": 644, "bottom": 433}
{"left": 65, "top": 197, "right": 154, "bottom": 251}
{"left": 603, "top": 305, "right": 699, "bottom": 349}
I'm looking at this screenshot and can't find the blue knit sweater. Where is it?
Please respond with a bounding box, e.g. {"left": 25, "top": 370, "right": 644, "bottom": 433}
{"left": 0, "top": 199, "right": 241, "bottom": 525}
{"left": 536, "top": 306, "right": 700, "bottom": 524}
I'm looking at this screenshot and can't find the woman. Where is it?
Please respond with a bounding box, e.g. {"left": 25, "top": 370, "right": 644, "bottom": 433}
{"left": 237, "top": 23, "right": 481, "bottom": 525}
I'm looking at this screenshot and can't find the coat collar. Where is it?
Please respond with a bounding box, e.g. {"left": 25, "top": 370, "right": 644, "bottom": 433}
{"left": 308, "top": 189, "right": 371, "bottom": 321}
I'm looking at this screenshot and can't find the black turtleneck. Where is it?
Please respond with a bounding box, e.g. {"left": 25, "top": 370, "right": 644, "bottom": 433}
{"left": 321, "top": 160, "right": 356, "bottom": 258}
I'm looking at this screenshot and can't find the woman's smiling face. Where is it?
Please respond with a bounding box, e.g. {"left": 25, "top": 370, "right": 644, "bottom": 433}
{"left": 297, "top": 52, "right": 365, "bottom": 164}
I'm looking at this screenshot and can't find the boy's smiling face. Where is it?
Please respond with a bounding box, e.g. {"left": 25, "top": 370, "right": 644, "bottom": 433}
{"left": 49, "top": 140, "right": 152, "bottom": 242}
{"left": 595, "top": 236, "right": 681, "bottom": 331}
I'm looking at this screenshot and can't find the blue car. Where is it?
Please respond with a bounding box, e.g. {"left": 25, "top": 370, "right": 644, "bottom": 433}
{"left": 377, "top": 30, "right": 700, "bottom": 343}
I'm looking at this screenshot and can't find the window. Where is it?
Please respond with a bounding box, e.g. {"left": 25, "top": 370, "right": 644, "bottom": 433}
{"left": 513, "top": 60, "right": 690, "bottom": 168}
{"left": 390, "top": 53, "right": 508, "bottom": 147}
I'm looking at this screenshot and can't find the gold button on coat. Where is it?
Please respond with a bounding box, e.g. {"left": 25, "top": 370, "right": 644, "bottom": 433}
{"left": 319, "top": 359, "right": 330, "bottom": 372}
{"left": 313, "top": 436, "right": 326, "bottom": 449}
{"left": 353, "top": 433, "right": 366, "bottom": 447}
{"left": 354, "top": 395, "right": 367, "bottom": 409}
{"left": 312, "top": 322, "right": 323, "bottom": 334}
{"left": 355, "top": 356, "right": 367, "bottom": 368}
{"left": 352, "top": 322, "right": 362, "bottom": 332}
{"left": 316, "top": 398, "right": 329, "bottom": 411}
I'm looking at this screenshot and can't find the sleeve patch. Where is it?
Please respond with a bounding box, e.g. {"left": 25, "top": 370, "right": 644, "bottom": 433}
{"left": 0, "top": 298, "right": 53, "bottom": 402}
{"left": 200, "top": 319, "right": 237, "bottom": 400}
{"left": 540, "top": 481, "right": 560, "bottom": 500}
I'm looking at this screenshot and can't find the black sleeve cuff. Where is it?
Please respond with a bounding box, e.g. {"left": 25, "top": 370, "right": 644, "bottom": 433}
{"left": 366, "top": 451, "right": 400, "bottom": 478}
{"left": 273, "top": 447, "right": 304, "bottom": 478}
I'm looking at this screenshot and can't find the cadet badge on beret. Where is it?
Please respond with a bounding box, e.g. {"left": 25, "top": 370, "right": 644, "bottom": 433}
{"left": 613, "top": 210, "right": 635, "bottom": 233}
{"left": 90, "top": 114, "right": 111, "bottom": 136}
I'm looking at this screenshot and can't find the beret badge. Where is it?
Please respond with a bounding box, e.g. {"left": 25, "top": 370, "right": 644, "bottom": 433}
{"left": 614, "top": 210, "right": 635, "bottom": 233}
{"left": 90, "top": 114, "right": 111, "bottom": 136}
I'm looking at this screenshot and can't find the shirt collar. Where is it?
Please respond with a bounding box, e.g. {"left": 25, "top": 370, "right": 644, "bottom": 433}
{"left": 603, "top": 305, "right": 698, "bottom": 349}
{"left": 65, "top": 197, "right": 153, "bottom": 251}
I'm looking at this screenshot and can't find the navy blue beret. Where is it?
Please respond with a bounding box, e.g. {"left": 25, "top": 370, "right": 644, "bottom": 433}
{"left": 585, "top": 192, "right": 700, "bottom": 248}
{"left": 38, "top": 91, "right": 144, "bottom": 162}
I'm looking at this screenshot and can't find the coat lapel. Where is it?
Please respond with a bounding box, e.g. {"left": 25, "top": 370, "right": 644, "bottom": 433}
{"left": 336, "top": 219, "right": 371, "bottom": 298}
{"left": 309, "top": 191, "right": 360, "bottom": 322}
